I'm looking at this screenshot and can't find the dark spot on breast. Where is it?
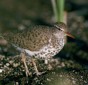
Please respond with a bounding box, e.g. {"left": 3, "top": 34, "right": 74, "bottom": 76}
{"left": 48, "top": 50, "right": 50, "bottom": 52}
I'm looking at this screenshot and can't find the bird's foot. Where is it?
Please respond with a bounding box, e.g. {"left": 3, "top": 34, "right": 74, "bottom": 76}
{"left": 35, "top": 71, "right": 46, "bottom": 76}
{"left": 31, "top": 58, "right": 46, "bottom": 76}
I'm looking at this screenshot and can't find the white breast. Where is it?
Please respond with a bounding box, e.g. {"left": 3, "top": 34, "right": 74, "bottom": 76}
{"left": 25, "top": 43, "right": 57, "bottom": 59}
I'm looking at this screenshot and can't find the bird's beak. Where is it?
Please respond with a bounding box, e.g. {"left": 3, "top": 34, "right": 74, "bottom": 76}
{"left": 65, "top": 31, "right": 75, "bottom": 38}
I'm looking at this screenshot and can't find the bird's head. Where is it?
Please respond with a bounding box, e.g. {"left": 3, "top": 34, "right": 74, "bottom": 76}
{"left": 54, "top": 22, "right": 75, "bottom": 38}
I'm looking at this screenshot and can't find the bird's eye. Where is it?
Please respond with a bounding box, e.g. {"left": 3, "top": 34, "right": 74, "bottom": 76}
{"left": 60, "top": 28, "right": 64, "bottom": 31}
{"left": 54, "top": 25, "right": 61, "bottom": 30}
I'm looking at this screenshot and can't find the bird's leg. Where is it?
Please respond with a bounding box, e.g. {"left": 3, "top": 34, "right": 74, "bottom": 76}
{"left": 21, "top": 52, "right": 31, "bottom": 77}
{"left": 31, "top": 58, "right": 42, "bottom": 76}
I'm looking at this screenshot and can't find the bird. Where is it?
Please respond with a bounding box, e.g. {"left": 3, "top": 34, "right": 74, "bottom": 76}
{"left": 0, "top": 22, "right": 74, "bottom": 76}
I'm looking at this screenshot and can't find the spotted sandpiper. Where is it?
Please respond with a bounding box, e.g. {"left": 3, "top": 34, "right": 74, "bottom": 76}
{"left": 0, "top": 22, "right": 74, "bottom": 76}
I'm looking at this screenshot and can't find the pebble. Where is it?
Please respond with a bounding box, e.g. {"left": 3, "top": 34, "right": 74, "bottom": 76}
{"left": 0, "top": 69, "right": 3, "bottom": 73}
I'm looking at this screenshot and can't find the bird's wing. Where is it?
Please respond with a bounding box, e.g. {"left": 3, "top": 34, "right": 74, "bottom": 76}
{"left": 3, "top": 26, "right": 52, "bottom": 51}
